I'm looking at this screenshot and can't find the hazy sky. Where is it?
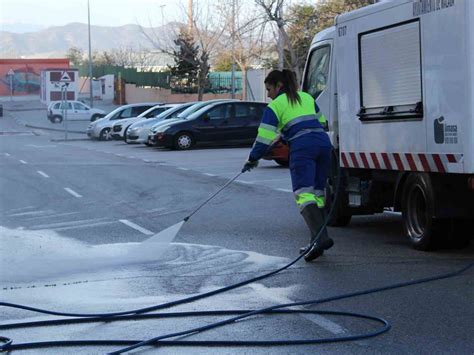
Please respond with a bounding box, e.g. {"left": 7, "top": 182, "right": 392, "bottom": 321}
{"left": 0, "top": 0, "right": 186, "bottom": 31}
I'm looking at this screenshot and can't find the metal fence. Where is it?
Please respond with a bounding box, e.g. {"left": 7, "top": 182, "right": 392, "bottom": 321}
{"left": 78, "top": 65, "right": 242, "bottom": 93}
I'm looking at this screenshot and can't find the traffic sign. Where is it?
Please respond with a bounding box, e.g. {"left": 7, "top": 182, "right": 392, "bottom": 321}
{"left": 60, "top": 71, "right": 72, "bottom": 82}
{"left": 7, "top": 69, "right": 14, "bottom": 76}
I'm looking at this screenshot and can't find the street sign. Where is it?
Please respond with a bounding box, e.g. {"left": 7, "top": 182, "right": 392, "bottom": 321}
{"left": 7, "top": 69, "right": 15, "bottom": 76}
{"left": 60, "top": 71, "right": 72, "bottom": 82}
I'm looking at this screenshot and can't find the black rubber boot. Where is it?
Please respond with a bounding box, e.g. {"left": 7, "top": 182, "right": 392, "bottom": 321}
{"left": 300, "top": 204, "right": 334, "bottom": 262}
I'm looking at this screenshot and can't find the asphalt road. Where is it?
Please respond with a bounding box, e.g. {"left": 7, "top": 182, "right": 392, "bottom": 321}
{"left": 1, "top": 105, "right": 473, "bottom": 354}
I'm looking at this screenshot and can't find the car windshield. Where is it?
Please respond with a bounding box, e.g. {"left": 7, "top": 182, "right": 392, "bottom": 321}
{"left": 176, "top": 101, "right": 227, "bottom": 120}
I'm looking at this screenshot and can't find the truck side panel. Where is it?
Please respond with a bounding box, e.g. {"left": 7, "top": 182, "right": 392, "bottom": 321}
{"left": 422, "top": 0, "right": 469, "bottom": 173}
{"left": 467, "top": 1, "right": 474, "bottom": 173}
{"left": 336, "top": 0, "right": 470, "bottom": 174}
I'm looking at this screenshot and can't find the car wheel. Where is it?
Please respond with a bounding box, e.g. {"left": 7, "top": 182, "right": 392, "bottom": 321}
{"left": 124, "top": 125, "right": 132, "bottom": 143}
{"left": 402, "top": 173, "right": 439, "bottom": 250}
{"left": 99, "top": 128, "right": 112, "bottom": 141}
{"left": 326, "top": 149, "right": 352, "bottom": 227}
{"left": 91, "top": 114, "right": 101, "bottom": 122}
{"left": 174, "top": 132, "right": 194, "bottom": 150}
{"left": 52, "top": 115, "right": 63, "bottom": 123}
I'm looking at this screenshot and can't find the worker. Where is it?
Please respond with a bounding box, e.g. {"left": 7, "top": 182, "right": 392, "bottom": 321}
{"left": 242, "top": 69, "right": 333, "bottom": 261}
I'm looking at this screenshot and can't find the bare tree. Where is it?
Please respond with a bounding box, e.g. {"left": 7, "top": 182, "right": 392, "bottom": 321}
{"left": 139, "top": 1, "right": 226, "bottom": 100}
{"left": 254, "top": 0, "right": 301, "bottom": 82}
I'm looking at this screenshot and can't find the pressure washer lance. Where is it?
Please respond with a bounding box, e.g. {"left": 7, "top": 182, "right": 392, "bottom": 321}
{"left": 183, "top": 171, "right": 244, "bottom": 222}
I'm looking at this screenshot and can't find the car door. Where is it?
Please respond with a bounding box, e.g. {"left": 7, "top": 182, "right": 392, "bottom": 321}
{"left": 233, "top": 103, "right": 263, "bottom": 141}
{"left": 59, "top": 102, "right": 74, "bottom": 120}
{"left": 192, "top": 103, "right": 233, "bottom": 142}
{"left": 72, "top": 102, "right": 90, "bottom": 120}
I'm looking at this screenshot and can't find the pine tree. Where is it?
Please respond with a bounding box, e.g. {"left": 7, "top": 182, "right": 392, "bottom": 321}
{"left": 168, "top": 28, "right": 200, "bottom": 92}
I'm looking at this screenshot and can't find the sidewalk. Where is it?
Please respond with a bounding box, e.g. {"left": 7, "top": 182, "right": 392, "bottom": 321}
{"left": 1, "top": 97, "right": 119, "bottom": 137}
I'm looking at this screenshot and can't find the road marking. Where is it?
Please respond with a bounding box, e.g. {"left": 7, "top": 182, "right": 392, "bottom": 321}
{"left": 19, "top": 160, "right": 27, "bottom": 164}
{"left": 64, "top": 188, "right": 83, "bottom": 198}
{"left": 37, "top": 170, "right": 49, "bottom": 178}
{"left": 178, "top": 167, "right": 189, "bottom": 171}
{"left": 237, "top": 180, "right": 253, "bottom": 184}
{"left": 9, "top": 209, "right": 55, "bottom": 217}
{"left": 4, "top": 153, "right": 10, "bottom": 157}
{"left": 119, "top": 219, "right": 154, "bottom": 235}
{"left": 203, "top": 173, "right": 216, "bottom": 176}
{"left": 276, "top": 188, "right": 292, "bottom": 193}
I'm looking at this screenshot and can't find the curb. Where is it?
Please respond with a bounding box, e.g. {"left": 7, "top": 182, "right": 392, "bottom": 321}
{"left": 25, "top": 124, "right": 86, "bottom": 134}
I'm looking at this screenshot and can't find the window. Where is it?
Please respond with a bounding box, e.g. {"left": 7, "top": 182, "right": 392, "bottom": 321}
{"left": 358, "top": 20, "right": 423, "bottom": 121}
{"left": 73, "top": 102, "right": 86, "bottom": 110}
{"left": 303, "top": 45, "right": 330, "bottom": 99}
{"left": 207, "top": 104, "right": 231, "bottom": 120}
{"left": 117, "top": 107, "right": 132, "bottom": 119}
{"left": 59, "top": 102, "right": 72, "bottom": 110}
{"left": 235, "top": 104, "right": 249, "bottom": 118}
{"left": 132, "top": 106, "right": 153, "bottom": 116}
{"left": 53, "top": 103, "right": 60, "bottom": 109}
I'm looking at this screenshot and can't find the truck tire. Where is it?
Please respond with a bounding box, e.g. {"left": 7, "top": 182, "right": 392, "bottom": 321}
{"left": 326, "top": 149, "right": 352, "bottom": 226}
{"left": 401, "top": 173, "right": 439, "bottom": 250}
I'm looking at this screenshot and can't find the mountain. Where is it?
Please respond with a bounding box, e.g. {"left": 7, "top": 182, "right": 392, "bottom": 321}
{"left": 0, "top": 22, "right": 179, "bottom": 58}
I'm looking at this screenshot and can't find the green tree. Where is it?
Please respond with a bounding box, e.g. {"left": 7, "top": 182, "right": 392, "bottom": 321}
{"left": 168, "top": 27, "right": 200, "bottom": 92}
{"left": 213, "top": 52, "right": 233, "bottom": 71}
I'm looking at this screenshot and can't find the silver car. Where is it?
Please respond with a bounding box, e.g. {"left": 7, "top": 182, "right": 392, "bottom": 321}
{"left": 86, "top": 103, "right": 160, "bottom": 140}
{"left": 126, "top": 102, "right": 196, "bottom": 144}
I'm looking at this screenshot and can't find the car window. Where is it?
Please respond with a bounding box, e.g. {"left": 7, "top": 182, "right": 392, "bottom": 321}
{"left": 168, "top": 105, "right": 189, "bottom": 118}
{"left": 303, "top": 45, "right": 331, "bottom": 99}
{"left": 206, "top": 104, "right": 231, "bottom": 120}
{"left": 59, "top": 102, "right": 72, "bottom": 110}
{"left": 117, "top": 107, "right": 133, "bottom": 119}
{"left": 53, "top": 103, "right": 60, "bottom": 109}
{"left": 235, "top": 104, "right": 249, "bottom": 118}
{"left": 132, "top": 106, "right": 154, "bottom": 116}
{"left": 73, "top": 102, "right": 87, "bottom": 110}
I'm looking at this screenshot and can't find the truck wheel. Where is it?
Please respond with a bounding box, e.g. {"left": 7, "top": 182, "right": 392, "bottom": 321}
{"left": 326, "top": 150, "right": 352, "bottom": 226}
{"left": 402, "top": 173, "right": 438, "bottom": 250}
{"left": 99, "top": 128, "right": 112, "bottom": 141}
{"left": 174, "top": 132, "right": 194, "bottom": 150}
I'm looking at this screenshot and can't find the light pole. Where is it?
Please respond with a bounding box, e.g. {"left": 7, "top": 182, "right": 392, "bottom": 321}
{"left": 88, "top": 0, "right": 93, "bottom": 107}
{"left": 231, "top": 0, "right": 236, "bottom": 99}
{"left": 160, "top": 4, "right": 166, "bottom": 26}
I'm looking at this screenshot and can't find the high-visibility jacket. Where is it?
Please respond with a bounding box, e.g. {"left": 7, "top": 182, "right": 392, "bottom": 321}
{"left": 249, "top": 91, "right": 326, "bottom": 161}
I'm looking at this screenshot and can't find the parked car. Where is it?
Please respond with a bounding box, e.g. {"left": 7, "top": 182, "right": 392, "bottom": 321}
{"left": 149, "top": 101, "right": 267, "bottom": 150}
{"left": 126, "top": 102, "right": 197, "bottom": 144}
{"left": 262, "top": 136, "right": 289, "bottom": 166}
{"left": 111, "top": 104, "right": 176, "bottom": 141}
{"left": 86, "top": 103, "right": 160, "bottom": 141}
{"left": 147, "top": 99, "right": 239, "bottom": 146}
{"left": 47, "top": 101, "right": 105, "bottom": 123}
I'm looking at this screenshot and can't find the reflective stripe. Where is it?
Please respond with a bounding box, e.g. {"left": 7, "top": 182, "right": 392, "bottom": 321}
{"left": 257, "top": 126, "right": 278, "bottom": 141}
{"left": 260, "top": 123, "right": 279, "bottom": 133}
{"left": 288, "top": 128, "right": 325, "bottom": 141}
{"left": 315, "top": 196, "right": 325, "bottom": 208}
{"left": 294, "top": 187, "right": 315, "bottom": 196}
{"left": 282, "top": 114, "right": 318, "bottom": 133}
{"left": 255, "top": 135, "right": 274, "bottom": 145}
{"left": 298, "top": 200, "right": 318, "bottom": 210}
{"left": 295, "top": 192, "right": 318, "bottom": 207}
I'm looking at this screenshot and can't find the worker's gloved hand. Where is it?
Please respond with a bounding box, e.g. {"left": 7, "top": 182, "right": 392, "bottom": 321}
{"left": 242, "top": 160, "right": 258, "bottom": 173}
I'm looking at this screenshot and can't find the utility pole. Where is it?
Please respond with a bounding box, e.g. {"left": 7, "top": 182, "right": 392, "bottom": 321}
{"left": 277, "top": 5, "right": 284, "bottom": 70}
{"left": 88, "top": 0, "right": 93, "bottom": 107}
{"left": 231, "top": 0, "right": 236, "bottom": 99}
{"left": 188, "top": 0, "right": 193, "bottom": 33}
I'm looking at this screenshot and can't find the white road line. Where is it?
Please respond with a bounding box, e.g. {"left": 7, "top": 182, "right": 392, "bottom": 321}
{"left": 276, "top": 188, "right": 293, "bottom": 193}
{"left": 119, "top": 219, "right": 154, "bottom": 235}
{"left": 4, "top": 153, "right": 10, "bottom": 157}
{"left": 203, "top": 173, "right": 216, "bottom": 176}
{"left": 64, "top": 188, "right": 83, "bottom": 198}
{"left": 9, "top": 210, "right": 55, "bottom": 217}
{"left": 19, "top": 160, "right": 27, "bottom": 164}
{"left": 37, "top": 170, "right": 50, "bottom": 178}
{"left": 237, "top": 180, "right": 253, "bottom": 185}
{"left": 178, "top": 167, "right": 189, "bottom": 171}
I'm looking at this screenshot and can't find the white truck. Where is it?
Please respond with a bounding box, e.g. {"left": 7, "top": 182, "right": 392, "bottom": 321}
{"left": 303, "top": 0, "right": 473, "bottom": 249}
